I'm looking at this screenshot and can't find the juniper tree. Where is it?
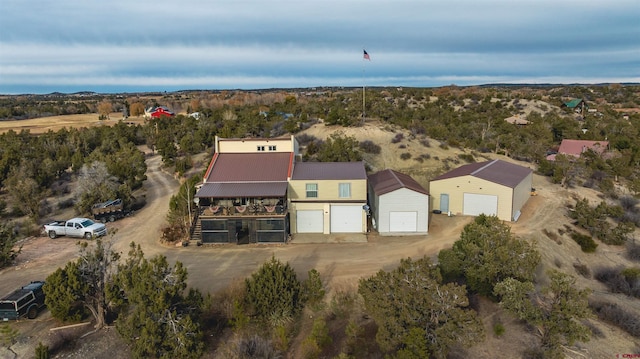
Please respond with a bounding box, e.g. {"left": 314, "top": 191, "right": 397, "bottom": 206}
{"left": 438, "top": 214, "right": 540, "bottom": 297}
{"left": 494, "top": 270, "right": 591, "bottom": 358}
{"left": 358, "top": 256, "right": 484, "bottom": 358}
{"left": 44, "top": 238, "right": 120, "bottom": 328}
{"left": 113, "top": 242, "right": 205, "bottom": 359}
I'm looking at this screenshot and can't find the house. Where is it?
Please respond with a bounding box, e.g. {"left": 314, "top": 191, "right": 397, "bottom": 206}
{"left": 289, "top": 162, "right": 367, "bottom": 234}
{"left": 546, "top": 139, "right": 609, "bottom": 161}
{"left": 368, "top": 169, "right": 429, "bottom": 235}
{"left": 562, "top": 99, "right": 587, "bottom": 115}
{"left": 193, "top": 136, "right": 297, "bottom": 244}
{"left": 504, "top": 114, "right": 530, "bottom": 125}
{"left": 144, "top": 106, "right": 175, "bottom": 119}
{"left": 429, "top": 159, "right": 533, "bottom": 222}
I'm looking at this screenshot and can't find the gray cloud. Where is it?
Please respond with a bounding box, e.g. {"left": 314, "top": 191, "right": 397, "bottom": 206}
{"left": 0, "top": 0, "right": 638, "bottom": 93}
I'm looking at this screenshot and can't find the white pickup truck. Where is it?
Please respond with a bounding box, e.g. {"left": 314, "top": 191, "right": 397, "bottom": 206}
{"left": 43, "top": 217, "right": 107, "bottom": 239}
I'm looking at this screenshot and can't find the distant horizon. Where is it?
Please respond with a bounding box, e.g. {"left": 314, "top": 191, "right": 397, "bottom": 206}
{"left": 1, "top": 1, "right": 638, "bottom": 95}
{"left": 3, "top": 81, "right": 640, "bottom": 97}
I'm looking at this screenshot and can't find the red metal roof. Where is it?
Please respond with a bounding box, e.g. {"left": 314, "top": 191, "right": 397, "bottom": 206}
{"left": 291, "top": 162, "right": 367, "bottom": 180}
{"left": 557, "top": 139, "right": 609, "bottom": 157}
{"left": 195, "top": 182, "right": 288, "bottom": 198}
{"left": 205, "top": 153, "right": 293, "bottom": 182}
{"left": 432, "top": 159, "right": 532, "bottom": 189}
{"left": 368, "top": 169, "right": 428, "bottom": 196}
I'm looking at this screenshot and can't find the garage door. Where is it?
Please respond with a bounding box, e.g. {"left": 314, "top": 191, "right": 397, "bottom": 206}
{"left": 463, "top": 193, "right": 498, "bottom": 216}
{"left": 330, "top": 205, "right": 362, "bottom": 233}
{"left": 296, "top": 210, "right": 323, "bottom": 233}
{"left": 389, "top": 211, "right": 418, "bottom": 232}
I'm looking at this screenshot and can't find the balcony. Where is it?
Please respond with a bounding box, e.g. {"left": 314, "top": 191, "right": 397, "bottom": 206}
{"left": 198, "top": 198, "right": 287, "bottom": 217}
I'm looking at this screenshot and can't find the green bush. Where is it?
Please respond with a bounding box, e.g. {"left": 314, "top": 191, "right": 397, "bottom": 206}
{"left": 245, "top": 257, "right": 303, "bottom": 319}
{"left": 493, "top": 323, "right": 505, "bottom": 337}
{"left": 571, "top": 232, "right": 598, "bottom": 252}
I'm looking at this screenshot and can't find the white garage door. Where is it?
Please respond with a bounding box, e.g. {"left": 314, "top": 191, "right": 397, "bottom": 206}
{"left": 296, "top": 210, "right": 323, "bottom": 233}
{"left": 330, "top": 205, "right": 362, "bottom": 233}
{"left": 389, "top": 211, "right": 418, "bottom": 232}
{"left": 463, "top": 193, "right": 498, "bottom": 216}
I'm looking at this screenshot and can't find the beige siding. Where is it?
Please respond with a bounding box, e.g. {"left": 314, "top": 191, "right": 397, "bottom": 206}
{"left": 429, "top": 175, "right": 514, "bottom": 221}
{"left": 289, "top": 179, "right": 367, "bottom": 201}
{"left": 289, "top": 179, "right": 366, "bottom": 234}
{"left": 290, "top": 202, "right": 329, "bottom": 233}
{"left": 216, "top": 135, "right": 296, "bottom": 153}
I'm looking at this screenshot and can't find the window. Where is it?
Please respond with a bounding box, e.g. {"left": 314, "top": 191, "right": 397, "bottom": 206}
{"left": 339, "top": 183, "right": 351, "bottom": 198}
{"left": 268, "top": 145, "right": 277, "bottom": 151}
{"left": 306, "top": 183, "right": 318, "bottom": 198}
{"left": 257, "top": 146, "right": 265, "bottom": 151}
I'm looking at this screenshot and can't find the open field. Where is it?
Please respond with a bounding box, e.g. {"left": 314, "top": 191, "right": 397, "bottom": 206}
{"left": 0, "top": 113, "right": 145, "bottom": 134}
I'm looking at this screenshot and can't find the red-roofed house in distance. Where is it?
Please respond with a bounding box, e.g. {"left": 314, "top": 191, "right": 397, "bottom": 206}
{"left": 546, "top": 139, "right": 609, "bottom": 161}
{"left": 429, "top": 159, "right": 533, "bottom": 221}
{"left": 368, "top": 169, "right": 429, "bottom": 235}
{"left": 193, "top": 136, "right": 298, "bottom": 244}
{"left": 145, "top": 106, "right": 175, "bottom": 119}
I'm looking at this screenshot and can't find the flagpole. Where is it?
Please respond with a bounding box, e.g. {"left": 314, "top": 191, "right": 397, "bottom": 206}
{"left": 362, "top": 62, "right": 366, "bottom": 125}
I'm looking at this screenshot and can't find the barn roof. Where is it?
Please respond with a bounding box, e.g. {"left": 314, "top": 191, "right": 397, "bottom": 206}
{"left": 291, "top": 162, "right": 366, "bottom": 181}
{"left": 431, "top": 159, "right": 532, "bottom": 188}
{"left": 368, "top": 169, "right": 428, "bottom": 196}
{"left": 204, "top": 152, "right": 293, "bottom": 182}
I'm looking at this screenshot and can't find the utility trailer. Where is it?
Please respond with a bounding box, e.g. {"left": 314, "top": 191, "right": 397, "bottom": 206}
{"left": 92, "top": 199, "right": 129, "bottom": 222}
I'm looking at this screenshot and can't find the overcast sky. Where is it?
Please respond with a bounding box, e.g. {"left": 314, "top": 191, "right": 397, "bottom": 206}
{"left": 0, "top": 0, "right": 638, "bottom": 94}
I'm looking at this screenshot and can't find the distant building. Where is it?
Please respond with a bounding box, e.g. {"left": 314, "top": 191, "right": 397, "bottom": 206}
{"left": 546, "top": 139, "right": 609, "bottom": 161}
{"left": 144, "top": 106, "right": 175, "bottom": 119}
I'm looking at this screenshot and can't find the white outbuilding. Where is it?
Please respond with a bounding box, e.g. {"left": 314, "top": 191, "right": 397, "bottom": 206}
{"left": 368, "top": 169, "right": 429, "bottom": 236}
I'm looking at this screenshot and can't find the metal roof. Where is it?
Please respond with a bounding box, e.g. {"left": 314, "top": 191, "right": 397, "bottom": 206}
{"left": 291, "top": 162, "right": 367, "bottom": 180}
{"left": 368, "top": 169, "right": 428, "bottom": 196}
{"left": 205, "top": 152, "right": 293, "bottom": 182}
{"left": 196, "top": 182, "right": 288, "bottom": 198}
{"left": 557, "top": 139, "right": 609, "bottom": 157}
{"left": 431, "top": 159, "right": 532, "bottom": 188}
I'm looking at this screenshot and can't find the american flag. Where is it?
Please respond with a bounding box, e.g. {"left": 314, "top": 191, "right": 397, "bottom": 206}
{"left": 363, "top": 49, "right": 370, "bottom": 61}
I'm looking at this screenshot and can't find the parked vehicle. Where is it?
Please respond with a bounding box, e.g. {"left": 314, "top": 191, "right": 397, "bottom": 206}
{"left": 92, "top": 198, "right": 129, "bottom": 222}
{"left": 43, "top": 217, "right": 107, "bottom": 239}
{"left": 0, "top": 281, "right": 46, "bottom": 320}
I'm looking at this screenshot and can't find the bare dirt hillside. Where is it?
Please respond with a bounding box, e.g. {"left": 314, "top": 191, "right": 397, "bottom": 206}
{"left": 1, "top": 119, "right": 639, "bottom": 358}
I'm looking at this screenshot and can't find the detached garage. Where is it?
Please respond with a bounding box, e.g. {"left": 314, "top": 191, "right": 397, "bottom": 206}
{"left": 429, "top": 159, "right": 533, "bottom": 222}
{"left": 368, "top": 169, "right": 429, "bottom": 236}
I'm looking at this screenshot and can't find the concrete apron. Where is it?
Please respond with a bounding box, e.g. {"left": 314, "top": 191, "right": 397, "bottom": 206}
{"left": 290, "top": 233, "right": 368, "bottom": 244}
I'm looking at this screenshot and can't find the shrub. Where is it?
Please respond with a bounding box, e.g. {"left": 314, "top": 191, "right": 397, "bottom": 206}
{"left": 420, "top": 139, "right": 431, "bottom": 147}
{"left": 627, "top": 240, "right": 640, "bottom": 262}
{"left": 296, "top": 133, "right": 318, "bottom": 146}
{"left": 493, "top": 322, "right": 505, "bottom": 337}
{"left": 439, "top": 142, "right": 449, "bottom": 150}
{"left": 245, "top": 257, "right": 303, "bottom": 319}
{"left": 400, "top": 152, "right": 412, "bottom": 160}
{"left": 570, "top": 232, "right": 598, "bottom": 252}
{"left": 391, "top": 133, "right": 404, "bottom": 144}
{"left": 589, "top": 300, "right": 640, "bottom": 337}
{"left": 358, "top": 140, "right": 381, "bottom": 154}
{"left": 542, "top": 229, "right": 561, "bottom": 244}
{"left": 573, "top": 262, "right": 591, "bottom": 278}
{"left": 457, "top": 153, "right": 475, "bottom": 163}
{"left": 619, "top": 196, "right": 639, "bottom": 212}
{"left": 594, "top": 266, "right": 640, "bottom": 298}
